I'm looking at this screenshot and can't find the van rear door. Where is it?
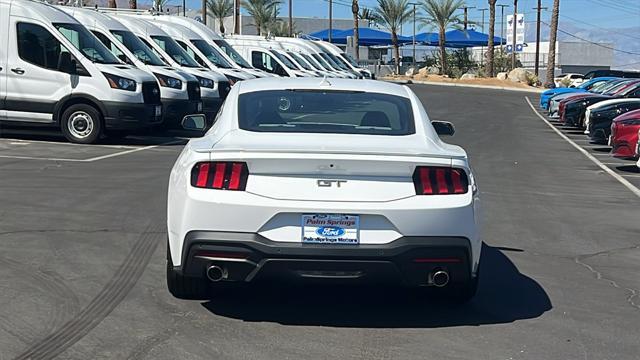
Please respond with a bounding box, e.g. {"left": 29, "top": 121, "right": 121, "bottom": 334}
{"left": 5, "top": 16, "right": 72, "bottom": 123}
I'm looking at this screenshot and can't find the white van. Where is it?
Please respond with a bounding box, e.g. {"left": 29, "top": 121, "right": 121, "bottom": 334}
{"left": 114, "top": 15, "right": 228, "bottom": 123}
{"left": 140, "top": 14, "right": 271, "bottom": 78}
{"left": 313, "top": 40, "right": 373, "bottom": 79}
{"left": 0, "top": 0, "right": 162, "bottom": 143}
{"left": 271, "top": 37, "right": 355, "bottom": 78}
{"left": 150, "top": 20, "right": 255, "bottom": 84}
{"left": 223, "top": 36, "right": 310, "bottom": 78}
{"left": 59, "top": 7, "right": 204, "bottom": 128}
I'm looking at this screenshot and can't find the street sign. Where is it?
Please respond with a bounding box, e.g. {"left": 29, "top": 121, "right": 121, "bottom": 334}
{"left": 506, "top": 13, "right": 525, "bottom": 53}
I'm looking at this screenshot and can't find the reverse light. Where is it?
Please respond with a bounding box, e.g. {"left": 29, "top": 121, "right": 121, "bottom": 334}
{"left": 191, "top": 162, "right": 248, "bottom": 190}
{"left": 102, "top": 72, "right": 136, "bottom": 91}
{"left": 412, "top": 167, "right": 469, "bottom": 195}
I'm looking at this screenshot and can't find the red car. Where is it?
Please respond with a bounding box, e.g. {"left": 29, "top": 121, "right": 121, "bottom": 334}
{"left": 611, "top": 109, "right": 640, "bottom": 159}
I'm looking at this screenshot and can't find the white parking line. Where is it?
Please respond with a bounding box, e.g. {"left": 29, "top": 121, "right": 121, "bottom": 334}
{"left": 0, "top": 140, "right": 182, "bottom": 162}
{"left": 1, "top": 138, "right": 140, "bottom": 149}
{"left": 525, "top": 97, "right": 640, "bottom": 199}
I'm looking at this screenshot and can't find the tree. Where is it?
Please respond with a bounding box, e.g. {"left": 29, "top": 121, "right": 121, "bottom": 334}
{"left": 129, "top": 0, "right": 136, "bottom": 9}
{"left": 374, "top": 0, "right": 412, "bottom": 74}
{"left": 546, "top": 0, "right": 560, "bottom": 87}
{"left": 208, "top": 0, "right": 233, "bottom": 33}
{"left": 107, "top": 0, "right": 117, "bottom": 8}
{"left": 352, "top": 0, "right": 360, "bottom": 61}
{"left": 359, "top": 7, "right": 380, "bottom": 26}
{"left": 419, "top": 0, "right": 465, "bottom": 75}
{"left": 242, "top": 0, "right": 282, "bottom": 36}
{"left": 486, "top": 0, "right": 496, "bottom": 76}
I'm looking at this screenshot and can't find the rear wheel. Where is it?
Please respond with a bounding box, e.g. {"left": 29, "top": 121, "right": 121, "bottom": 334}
{"left": 166, "top": 243, "right": 208, "bottom": 300}
{"left": 60, "top": 104, "right": 102, "bottom": 144}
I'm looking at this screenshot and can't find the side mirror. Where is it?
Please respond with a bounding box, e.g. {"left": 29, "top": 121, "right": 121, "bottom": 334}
{"left": 432, "top": 121, "right": 455, "bottom": 136}
{"left": 181, "top": 114, "right": 207, "bottom": 131}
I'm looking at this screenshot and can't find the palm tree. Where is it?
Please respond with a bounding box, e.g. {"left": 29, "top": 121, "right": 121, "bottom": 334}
{"left": 242, "top": 0, "right": 282, "bottom": 36}
{"left": 374, "top": 0, "right": 412, "bottom": 74}
{"left": 107, "top": 0, "right": 117, "bottom": 8}
{"left": 545, "top": 0, "right": 560, "bottom": 87}
{"left": 419, "top": 0, "right": 465, "bottom": 75}
{"left": 352, "top": 0, "right": 360, "bottom": 61}
{"left": 153, "top": 0, "right": 170, "bottom": 11}
{"left": 486, "top": 0, "right": 496, "bottom": 76}
{"left": 208, "top": 0, "right": 233, "bottom": 33}
{"left": 359, "top": 7, "right": 380, "bottom": 26}
{"left": 129, "top": 0, "right": 136, "bottom": 9}
{"left": 202, "top": 0, "right": 208, "bottom": 25}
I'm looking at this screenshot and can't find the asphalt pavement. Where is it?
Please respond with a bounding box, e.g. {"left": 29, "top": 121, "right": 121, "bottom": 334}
{"left": 0, "top": 84, "right": 638, "bottom": 360}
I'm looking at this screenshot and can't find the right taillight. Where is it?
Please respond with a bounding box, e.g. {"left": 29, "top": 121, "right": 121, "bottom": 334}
{"left": 412, "top": 167, "right": 469, "bottom": 195}
{"left": 191, "top": 162, "right": 248, "bottom": 190}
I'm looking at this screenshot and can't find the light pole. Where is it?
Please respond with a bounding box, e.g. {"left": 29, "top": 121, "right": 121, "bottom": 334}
{"left": 459, "top": 5, "right": 476, "bottom": 30}
{"left": 289, "top": 0, "right": 293, "bottom": 37}
{"left": 511, "top": 0, "right": 518, "bottom": 70}
{"left": 478, "top": 8, "right": 488, "bottom": 66}
{"left": 328, "top": 0, "right": 333, "bottom": 43}
{"left": 533, "top": 0, "right": 547, "bottom": 76}
{"left": 410, "top": 2, "right": 419, "bottom": 68}
{"left": 497, "top": 4, "right": 509, "bottom": 51}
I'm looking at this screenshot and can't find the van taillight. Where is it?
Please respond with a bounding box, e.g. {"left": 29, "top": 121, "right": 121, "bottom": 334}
{"left": 412, "top": 167, "right": 469, "bottom": 195}
{"left": 191, "top": 162, "right": 248, "bottom": 190}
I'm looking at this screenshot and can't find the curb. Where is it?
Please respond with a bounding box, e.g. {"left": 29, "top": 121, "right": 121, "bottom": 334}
{"left": 384, "top": 78, "right": 544, "bottom": 94}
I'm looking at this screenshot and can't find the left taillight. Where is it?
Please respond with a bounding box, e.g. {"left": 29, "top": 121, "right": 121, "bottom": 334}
{"left": 412, "top": 166, "right": 469, "bottom": 195}
{"left": 191, "top": 162, "right": 248, "bottom": 190}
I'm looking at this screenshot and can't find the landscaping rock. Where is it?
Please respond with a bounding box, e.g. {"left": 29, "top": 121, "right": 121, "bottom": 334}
{"left": 461, "top": 73, "right": 477, "bottom": 79}
{"left": 508, "top": 68, "right": 531, "bottom": 83}
{"left": 497, "top": 72, "right": 508, "bottom": 80}
{"left": 405, "top": 67, "right": 417, "bottom": 76}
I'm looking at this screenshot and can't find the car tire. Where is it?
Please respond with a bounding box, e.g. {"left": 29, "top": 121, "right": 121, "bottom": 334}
{"left": 166, "top": 242, "right": 208, "bottom": 300}
{"left": 60, "top": 104, "right": 103, "bottom": 144}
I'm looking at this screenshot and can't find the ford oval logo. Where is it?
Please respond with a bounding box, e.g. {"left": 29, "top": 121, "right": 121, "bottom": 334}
{"left": 316, "top": 226, "right": 345, "bottom": 237}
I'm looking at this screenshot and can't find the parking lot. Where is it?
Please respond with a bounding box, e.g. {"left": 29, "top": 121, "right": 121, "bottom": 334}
{"left": 1, "top": 84, "right": 639, "bottom": 360}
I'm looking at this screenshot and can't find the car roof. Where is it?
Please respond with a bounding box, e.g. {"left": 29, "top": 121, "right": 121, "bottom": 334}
{"left": 237, "top": 78, "right": 410, "bottom": 96}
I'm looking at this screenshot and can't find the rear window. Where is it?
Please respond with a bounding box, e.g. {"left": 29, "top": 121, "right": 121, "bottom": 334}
{"left": 238, "top": 90, "right": 415, "bottom": 135}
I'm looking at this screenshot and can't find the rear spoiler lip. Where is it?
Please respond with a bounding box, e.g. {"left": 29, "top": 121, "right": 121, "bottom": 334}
{"left": 193, "top": 148, "right": 465, "bottom": 160}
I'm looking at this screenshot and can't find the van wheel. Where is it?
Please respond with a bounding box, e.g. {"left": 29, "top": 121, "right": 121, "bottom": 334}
{"left": 61, "top": 104, "right": 102, "bottom": 144}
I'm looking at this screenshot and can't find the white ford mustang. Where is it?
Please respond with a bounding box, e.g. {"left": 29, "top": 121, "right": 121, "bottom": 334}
{"left": 167, "top": 78, "right": 481, "bottom": 302}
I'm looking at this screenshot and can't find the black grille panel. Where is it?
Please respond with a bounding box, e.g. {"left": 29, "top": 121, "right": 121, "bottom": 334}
{"left": 187, "top": 81, "right": 201, "bottom": 101}
{"left": 218, "top": 81, "right": 231, "bottom": 99}
{"left": 142, "top": 82, "right": 161, "bottom": 104}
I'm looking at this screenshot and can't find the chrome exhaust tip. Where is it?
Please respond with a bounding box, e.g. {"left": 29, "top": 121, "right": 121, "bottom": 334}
{"left": 431, "top": 270, "right": 450, "bottom": 287}
{"left": 206, "top": 265, "right": 227, "bottom": 282}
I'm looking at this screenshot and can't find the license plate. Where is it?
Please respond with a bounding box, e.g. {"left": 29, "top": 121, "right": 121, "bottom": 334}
{"left": 155, "top": 105, "right": 162, "bottom": 117}
{"left": 302, "top": 214, "right": 359, "bottom": 245}
{"left": 197, "top": 102, "right": 203, "bottom": 112}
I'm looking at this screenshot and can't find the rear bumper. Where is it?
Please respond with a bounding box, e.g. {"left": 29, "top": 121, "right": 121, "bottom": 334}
{"left": 176, "top": 231, "right": 476, "bottom": 287}
{"left": 103, "top": 101, "right": 162, "bottom": 130}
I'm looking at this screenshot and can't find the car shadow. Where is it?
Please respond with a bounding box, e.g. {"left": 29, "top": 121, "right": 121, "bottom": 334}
{"left": 201, "top": 245, "right": 552, "bottom": 328}
{"left": 616, "top": 165, "right": 640, "bottom": 173}
{"left": 0, "top": 128, "right": 192, "bottom": 146}
{"left": 591, "top": 146, "right": 611, "bottom": 152}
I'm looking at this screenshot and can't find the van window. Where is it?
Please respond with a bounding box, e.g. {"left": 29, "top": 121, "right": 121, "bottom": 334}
{"left": 91, "top": 31, "right": 133, "bottom": 65}
{"left": 176, "top": 40, "right": 207, "bottom": 67}
{"left": 287, "top": 52, "right": 312, "bottom": 71}
{"left": 213, "top": 39, "right": 252, "bottom": 68}
{"left": 271, "top": 50, "right": 297, "bottom": 70}
{"left": 17, "top": 22, "right": 70, "bottom": 70}
{"left": 191, "top": 40, "right": 233, "bottom": 69}
{"left": 251, "top": 50, "right": 282, "bottom": 74}
{"left": 137, "top": 36, "right": 170, "bottom": 64}
{"left": 111, "top": 30, "right": 165, "bottom": 66}
{"left": 54, "top": 23, "right": 120, "bottom": 64}
{"left": 151, "top": 35, "right": 200, "bottom": 68}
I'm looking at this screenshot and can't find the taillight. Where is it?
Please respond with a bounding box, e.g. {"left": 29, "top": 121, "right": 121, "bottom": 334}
{"left": 191, "top": 162, "right": 248, "bottom": 190}
{"left": 412, "top": 167, "right": 469, "bottom": 195}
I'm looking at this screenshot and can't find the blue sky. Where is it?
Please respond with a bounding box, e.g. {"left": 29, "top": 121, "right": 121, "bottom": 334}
{"left": 235, "top": 0, "right": 640, "bottom": 34}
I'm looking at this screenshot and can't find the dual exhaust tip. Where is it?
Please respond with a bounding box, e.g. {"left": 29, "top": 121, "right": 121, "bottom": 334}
{"left": 208, "top": 264, "right": 450, "bottom": 286}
